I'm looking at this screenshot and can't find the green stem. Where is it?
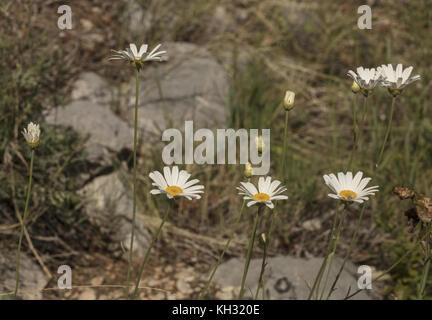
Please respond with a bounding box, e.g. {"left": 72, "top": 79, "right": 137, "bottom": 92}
{"left": 308, "top": 202, "right": 341, "bottom": 299}
{"left": 199, "top": 200, "right": 246, "bottom": 299}
{"left": 418, "top": 222, "right": 431, "bottom": 299}
{"left": 345, "top": 223, "right": 421, "bottom": 300}
{"left": 130, "top": 202, "right": 171, "bottom": 300}
{"left": 319, "top": 204, "right": 347, "bottom": 299}
{"left": 376, "top": 97, "right": 396, "bottom": 169}
{"left": 254, "top": 236, "right": 268, "bottom": 300}
{"left": 125, "top": 69, "right": 140, "bottom": 299}
{"left": 347, "top": 95, "right": 359, "bottom": 171}
{"left": 239, "top": 206, "right": 262, "bottom": 299}
{"left": 15, "top": 148, "right": 35, "bottom": 297}
{"left": 326, "top": 203, "right": 367, "bottom": 299}
{"left": 281, "top": 111, "right": 289, "bottom": 181}
{"left": 255, "top": 207, "right": 278, "bottom": 299}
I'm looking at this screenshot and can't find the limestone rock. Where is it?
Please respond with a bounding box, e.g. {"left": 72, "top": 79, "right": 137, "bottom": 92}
{"left": 0, "top": 247, "right": 49, "bottom": 300}
{"left": 77, "top": 172, "right": 150, "bottom": 259}
{"left": 125, "top": 42, "right": 229, "bottom": 139}
{"left": 70, "top": 72, "right": 116, "bottom": 106}
{"left": 44, "top": 100, "right": 132, "bottom": 166}
{"left": 213, "top": 255, "right": 380, "bottom": 300}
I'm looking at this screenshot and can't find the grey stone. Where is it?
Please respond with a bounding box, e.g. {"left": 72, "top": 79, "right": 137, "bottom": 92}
{"left": 78, "top": 288, "right": 97, "bottom": 300}
{"left": 0, "top": 247, "right": 49, "bottom": 300}
{"left": 213, "top": 256, "right": 380, "bottom": 300}
{"left": 77, "top": 172, "right": 150, "bottom": 259}
{"left": 44, "top": 100, "right": 132, "bottom": 165}
{"left": 302, "top": 218, "right": 322, "bottom": 231}
{"left": 126, "top": 1, "right": 153, "bottom": 35}
{"left": 71, "top": 72, "right": 116, "bottom": 106}
{"left": 126, "top": 42, "right": 228, "bottom": 138}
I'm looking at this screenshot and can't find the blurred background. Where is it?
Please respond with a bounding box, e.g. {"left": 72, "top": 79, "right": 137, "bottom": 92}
{"left": 0, "top": 0, "right": 431, "bottom": 300}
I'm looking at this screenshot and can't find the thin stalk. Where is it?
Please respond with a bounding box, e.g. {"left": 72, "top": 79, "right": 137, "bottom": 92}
{"left": 376, "top": 97, "right": 396, "bottom": 169}
{"left": 130, "top": 202, "right": 171, "bottom": 300}
{"left": 15, "top": 148, "right": 35, "bottom": 297}
{"left": 319, "top": 204, "right": 347, "bottom": 299}
{"left": 326, "top": 203, "right": 367, "bottom": 299}
{"left": 254, "top": 233, "right": 268, "bottom": 300}
{"left": 346, "top": 95, "right": 359, "bottom": 171}
{"left": 199, "top": 200, "right": 246, "bottom": 299}
{"left": 239, "top": 206, "right": 262, "bottom": 299}
{"left": 357, "top": 97, "right": 368, "bottom": 152}
{"left": 418, "top": 222, "right": 431, "bottom": 299}
{"left": 307, "top": 202, "right": 341, "bottom": 299}
{"left": 345, "top": 223, "right": 421, "bottom": 300}
{"left": 254, "top": 206, "right": 278, "bottom": 300}
{"left": 281, "top": 111, "right": 289, "bottom": 180}
{"left": 125, "top": 69, "right": 140, "bottom": 299}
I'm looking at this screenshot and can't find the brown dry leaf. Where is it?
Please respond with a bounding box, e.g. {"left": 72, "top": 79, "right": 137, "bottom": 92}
{"left": 392, "top": 186, "right": 416, "bottom": 200}
{"left": 414, "top": 197, "right": 432, "bottom": 223}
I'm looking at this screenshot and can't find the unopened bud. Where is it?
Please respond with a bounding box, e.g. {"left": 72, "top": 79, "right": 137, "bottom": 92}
{"left": 260, "top": 233, "right": 267, "bottom": 244}
{"left": 351, "top": 81, "right": 360, "bottom": 94}
{"left": 255, "top": 135, "right": 264, "bottom": 153}
{"left": 244, "top": 162, "right": 253, "bottom": 178}
{"left": 283, "top": 91, "right": 295, "bottom": 111}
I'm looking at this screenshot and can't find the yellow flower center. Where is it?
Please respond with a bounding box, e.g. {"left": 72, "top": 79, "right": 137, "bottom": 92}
{"left": 339, "top": 190, "right": 357, "bottom": 201}
{"left": 253, "top": 193, "right": 270, "bottom": 202}
{"left": 165, "top": 185, "right": 183, "bottom": 196}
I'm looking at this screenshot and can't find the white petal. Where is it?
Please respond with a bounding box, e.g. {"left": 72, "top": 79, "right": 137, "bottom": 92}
{"left": 247, "top": 201, "right": 258, "bottom": 207}
{"left": 258, "top": 177, "right": 265, "bottom": 193}
{"left": 357, "top": 177, "right": 372, "bottom": 192}
{"left": 147, "top": 44, "right": 162, "bottom": 57}
{"left": 149, "top": 171, "right": 167, "bottom": 189}
{"left": 352, "top": 171, "right": 363, "bottom": 189}
{"left": 182, "top": 178, "right": 200, "bottom": 189}
{"left": 265, "top": 201, "right": 274, "bottom": 209}
{"left": 171, "top": 166, "right": 179, "bottom": 185}
{"left": 271, "top": 195, "right": 288, "bottom": 201}
{"left": 337, "top": 172, "right": 346, "bottom": 189}
{"left": 401, "top": 66, "right": 413, "bottom": 83}
{"left": 138, "top": 44, "right": 148, "bottom": 56}
{"left": 269, "top": 180, "right": 282, "bottom": 194}
{"left": 129, "top": 43, "right": 138, "bottom": 57}
{"left": 164, "top": 166, "right": 173, "bottom": 185}
{"left": 177, "top": 170, "right": 191, "bottom": 187}
{"left": 241, "top": 182, "right": 258, "bottom": 196}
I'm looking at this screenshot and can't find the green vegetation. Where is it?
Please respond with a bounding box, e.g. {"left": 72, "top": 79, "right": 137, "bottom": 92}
{"left": 1, "top": 0, "right": 431, "bottom": 299}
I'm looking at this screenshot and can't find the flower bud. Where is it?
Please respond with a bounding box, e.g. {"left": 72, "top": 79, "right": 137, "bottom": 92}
{"left": 22, "top": 122, "right": 40, "bottom": 148}
{"left": 255, "top": 135, "right": 264, "bottom": 153}
{"left": 351, "top": 81, "right": 360, "bottom": 94}
{"left": 260, "top": 233, "right": 267, "bottom": 244}
{"left": 244, "top": 162, "right": 253, "bottom": 178}
{"left": 283, "top": 91, "right": 295, "bottom": 111}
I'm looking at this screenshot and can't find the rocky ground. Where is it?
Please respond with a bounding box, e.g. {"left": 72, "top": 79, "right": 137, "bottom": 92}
{"left": 1, "top": 39, "right": 381, "bottom": 300}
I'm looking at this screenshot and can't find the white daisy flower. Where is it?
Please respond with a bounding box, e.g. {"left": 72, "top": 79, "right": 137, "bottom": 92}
{"left": 347, "top": 66, "right": 384, "bottom": 93}
{"left": 380, "top": 63, "right": 421, "bottom": 90}
{"left": 323, "top": 171, "right": 379, "bottom": 203}
{"left": 237, "top": 176, "right": 288, "bottom": 209}
{"left": 149, "top": 166, "right": 204, "bottom": 200}
{"left": 22, "top": 122, "right": 40, "bottom": 148}
{"left": 110, "top": 43, "right": 166, "bottom": 63}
